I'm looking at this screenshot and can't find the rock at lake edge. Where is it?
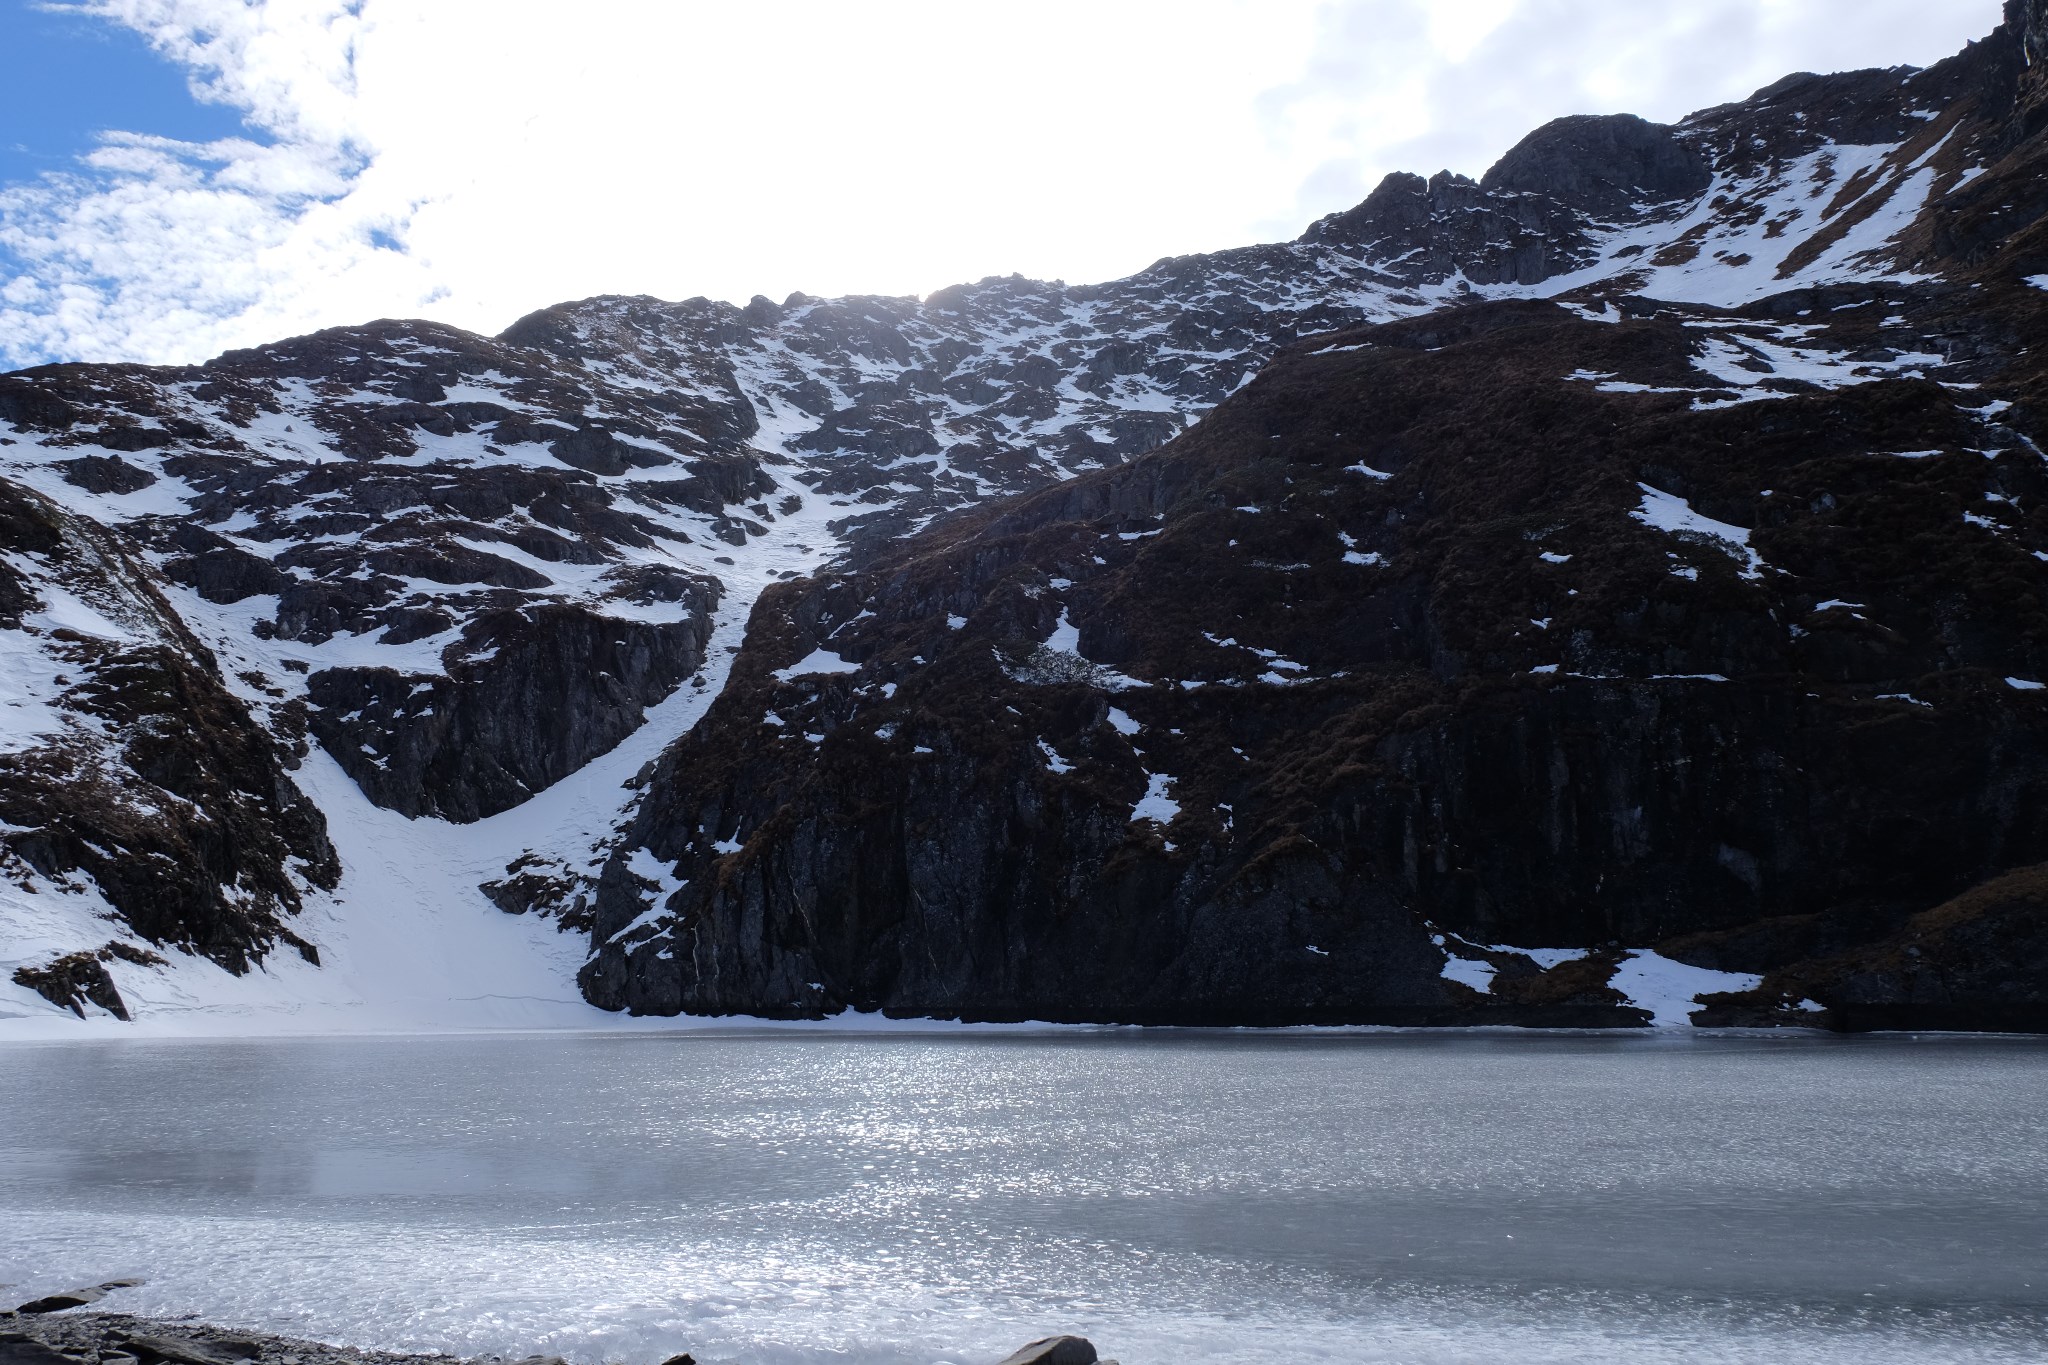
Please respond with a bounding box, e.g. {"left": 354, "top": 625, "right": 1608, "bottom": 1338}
{"left": 996, "top": 1336, "right": 1098, "bottom": 1365}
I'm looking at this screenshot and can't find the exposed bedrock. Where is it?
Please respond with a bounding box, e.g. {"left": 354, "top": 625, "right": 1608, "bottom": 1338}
{"left": 307, "top": 595, "right": 717, "bottom": 822}
{"left": 580, "top": 277, "right": 2048, "bottom": 1027}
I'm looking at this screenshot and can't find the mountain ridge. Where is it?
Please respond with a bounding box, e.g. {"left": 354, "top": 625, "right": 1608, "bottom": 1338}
{"left": 2, "top": 1, "right": 2045, "bottom": 1029}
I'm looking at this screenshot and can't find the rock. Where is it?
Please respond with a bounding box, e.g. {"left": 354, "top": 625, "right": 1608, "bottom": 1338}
{"left": 1480, "top": 113, "right": 1711, "bottom": 214}
{"left": 56, "top": 455, "right": 155, "bottom": 495}
{"left": 306, "top": 600, "right": 716, "bottom": 822}
{"left": 10, "top": 954, "right": 130, "bottom": 1022}
{"left": 118, "top": 1337, "right": 244, "bottom": 1365}
{"left": 10, "top": 1280, "right": 135, "bottom": 1316}
{"left": 996, "top": 1337, "right": 1097, "bottom": 1365}
{"left": 0, "top": 1335, "right": 76, "bottom": 1365}
{"left": 0, "top": 478, "right": 339, "bottom": 978}
{"left": 657, "top": 1355, "right": 696, "bottom": 1365}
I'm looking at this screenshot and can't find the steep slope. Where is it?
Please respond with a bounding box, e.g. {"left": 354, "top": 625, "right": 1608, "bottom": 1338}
{"left": 578, "top": 3, "right": 2048, "bottom": 1029}
{"left": 1, "top": 1, "right": 2042, "bottom": 1026}
{"left": 578, "top": 280, "right": 2048, "bottom": 1028}
{"left": 0, "top": 476, "right": 337, "bottom": 1021}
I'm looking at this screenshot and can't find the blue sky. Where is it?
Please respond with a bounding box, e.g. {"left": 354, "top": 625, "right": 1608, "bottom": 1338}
{"left": 0, "top": 1, "right": 249, "bottom": 188}
{"left": 0, "top": 0, "right": 2009, "bottom": 370}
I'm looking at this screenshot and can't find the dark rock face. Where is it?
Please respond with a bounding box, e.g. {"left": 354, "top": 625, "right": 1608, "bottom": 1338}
{"left": 1689, "top": 863, "right": 2048, "bottom": 1031}
{"left": 0, "top": 319, "right": 751, "bottom": 831}
{"left": 11, "top": 952, "right": 127, "bottom": 1020}
{"left": 1480, "top": 114, "right": 1710, "bottom": 214}
{"left": 996, "top": 1339, "right": 1098, "bottom": 1365}
{"left": 582, "top": 262, "right": 2048, "bottom": 1025}
{"left": 306, "top": 597, "right": 715, "bottom": 821}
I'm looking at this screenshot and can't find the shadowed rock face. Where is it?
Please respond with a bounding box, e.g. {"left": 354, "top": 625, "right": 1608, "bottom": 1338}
{"left": 306, "top": 598, "right": 716, "bottom": 822}
{"left": 581, "top": 246, "right": 2048, "bottom": 1024}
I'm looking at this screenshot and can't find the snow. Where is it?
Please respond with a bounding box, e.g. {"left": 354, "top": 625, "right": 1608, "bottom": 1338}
{"left": 1434, "top": 941, "right": 1762, "bottom": 1027}
{"left": 1106, "top": 707, "right": 1140, "bottom": 736}
{"left": 0, "top": 632, "right": 72, "bottom": 755}
{"left": 1440, "top": 956, "right": 1497, "bottom": 992}
{"left": 1037, "top": 741, "right": 1073, "bottom": 774}
{"left": 24, "top": 583, "right": 140, "bottom": 642}
{"left": 773, "top": 647, "right": 860, "bottom": 682}
{"left": 1609, "top": 951, "right": 1763, "bottom": 1028}
{"left": 1131, "top": 771, "right": 1180, "bottom": 825}
{"left": 1631, "top": 484, "right": 1765, "bottom": 579}
{"left": 2006, "top": 677, "right": 2045, "bottom": 691}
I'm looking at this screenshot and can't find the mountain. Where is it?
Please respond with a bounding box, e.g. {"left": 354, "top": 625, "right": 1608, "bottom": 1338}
{"left": 4, "top": 1, "right": 2046, "bottom": 1030}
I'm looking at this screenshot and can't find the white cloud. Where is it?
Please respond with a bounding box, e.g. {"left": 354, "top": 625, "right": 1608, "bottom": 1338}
{"left": 0, "top": 0, "right": 2007, "bottom": 367}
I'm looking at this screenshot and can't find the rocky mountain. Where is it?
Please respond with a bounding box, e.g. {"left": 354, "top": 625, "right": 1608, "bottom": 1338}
{"left": 4, "top": 1, "right": 2046, "bottom": 1029}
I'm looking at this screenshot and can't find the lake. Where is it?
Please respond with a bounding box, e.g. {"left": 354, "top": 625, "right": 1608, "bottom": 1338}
{"left": 1, "top": 1030, "right": 2044, "bottom": 1364}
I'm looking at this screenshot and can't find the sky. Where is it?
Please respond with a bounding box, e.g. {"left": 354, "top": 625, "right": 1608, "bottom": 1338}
{"left": 0, "top": 0, "right": 2009, "bottom": 369}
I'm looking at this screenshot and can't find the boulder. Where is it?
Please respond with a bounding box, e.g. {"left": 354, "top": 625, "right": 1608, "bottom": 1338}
{"left": 996, "top": 1337, "right": 1097, "bottom": 1365}
{"left": 0, "top": 1335, "right": 76, "bottom": 1365}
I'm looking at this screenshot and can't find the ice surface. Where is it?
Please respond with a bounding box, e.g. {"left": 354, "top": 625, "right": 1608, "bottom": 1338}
{"left": 4, "top": 1034, "right": 2044, "bottom": 1365}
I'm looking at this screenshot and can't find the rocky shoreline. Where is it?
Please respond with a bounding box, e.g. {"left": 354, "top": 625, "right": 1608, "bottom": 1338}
{"left": 1, "top": 1312, "right": 476, "bottom": 1365}
{"left": 0, "top": 1307, "right": 1107, "bottom": 1365}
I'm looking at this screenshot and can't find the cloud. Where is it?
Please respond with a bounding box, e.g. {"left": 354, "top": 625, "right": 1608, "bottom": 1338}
{"left": 1257, "top": 0, "right": 2004, "bottom": 236}
{"left": 0, "top": 0, "right": 2008, "bottom": 368}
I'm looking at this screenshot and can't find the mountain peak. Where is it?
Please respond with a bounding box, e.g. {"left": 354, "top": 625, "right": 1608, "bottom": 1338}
{"left": 1478, "top": 112, "right": 1709, "bottom": 215}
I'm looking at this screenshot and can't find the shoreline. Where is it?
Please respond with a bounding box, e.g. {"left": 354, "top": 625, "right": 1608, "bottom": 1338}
{"left": 0, "top": 1312, "right": 1098, "bottom": 1365}
{"left": 2, "top": 1313, "right": 486, "bottom": 1365}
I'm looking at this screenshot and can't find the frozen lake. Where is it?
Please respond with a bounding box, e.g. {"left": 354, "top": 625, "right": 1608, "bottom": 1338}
{"left": 1, "top": 1030, "right": 2045, "bottom": 1365}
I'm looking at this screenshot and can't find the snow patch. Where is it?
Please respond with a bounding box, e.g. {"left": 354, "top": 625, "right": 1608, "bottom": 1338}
{"left": 773, "top": 648, "right": 859, "bottom": 682}
{"left": 1631, "top": 484, "right": 1765, "bottom": 580}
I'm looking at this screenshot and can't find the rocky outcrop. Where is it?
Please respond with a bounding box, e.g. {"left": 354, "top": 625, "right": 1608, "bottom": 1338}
{"left": 1687, "top": 863, "right": 2048, "bottom": 1031}
{"left": 0, "top": 477, "right": 337, "bottom": 979}
{"left": 2, "top": 1314, "right": 570, "bottom": 1365}
{"left": 307, "top": 597, "right": 716, "bottom": 821}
